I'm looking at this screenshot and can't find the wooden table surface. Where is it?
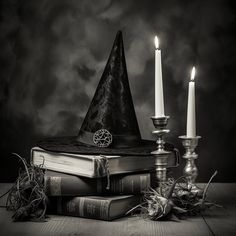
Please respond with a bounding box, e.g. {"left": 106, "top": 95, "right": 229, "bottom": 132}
{"left": 0, "top": 183, "right": 235, "bottom": 236}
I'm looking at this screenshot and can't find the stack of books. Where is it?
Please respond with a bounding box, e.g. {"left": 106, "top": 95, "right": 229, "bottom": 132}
{"left": 31, "top": 146, "right": 177, "bottom": 221}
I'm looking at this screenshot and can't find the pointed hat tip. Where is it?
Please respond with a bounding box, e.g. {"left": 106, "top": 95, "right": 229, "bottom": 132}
{"left": 114, "top": 30, "right": 123, "bottom": 47}
{"left": 116, "top": 30, "right": 123, "bottom": 38}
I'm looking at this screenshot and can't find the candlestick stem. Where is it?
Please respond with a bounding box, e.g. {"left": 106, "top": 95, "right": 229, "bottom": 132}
{"left": 179, "top": 135, "right": 203, "bottom": 195}
{"left": 151, "top": 116, "right": 170, "bottom": 184}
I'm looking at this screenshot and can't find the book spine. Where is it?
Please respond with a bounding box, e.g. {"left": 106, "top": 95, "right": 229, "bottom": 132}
{"left": 108, "top": 173, "right": 151, "bottom": 194}
{"left": 45, "top": 176, "right": 102, "bottom": 196}
{"left": 45, "top": 173, "right": 151, "bottom": 196}
{"left": 57, "top": 197, "right": 110, "bottom": 220}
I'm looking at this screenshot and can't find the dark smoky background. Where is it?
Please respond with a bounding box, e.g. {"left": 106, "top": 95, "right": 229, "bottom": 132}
{"left": 0, "top": 0, "right": 236, "bottom": 182}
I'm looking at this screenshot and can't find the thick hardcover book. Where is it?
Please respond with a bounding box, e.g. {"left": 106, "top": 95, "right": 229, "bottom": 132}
{"left": 48, "top": 195, "right": 140, "bottom": 221}
{"left": 45, "top": 170, "right": 151, "bottom": 196}
{"left": 32, "top": 147, "right": 178, "bottom": 178}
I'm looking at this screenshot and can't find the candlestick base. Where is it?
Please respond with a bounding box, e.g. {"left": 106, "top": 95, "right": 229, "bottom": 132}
{"left": 179, "top": 135, "right": 203, "bottom": 195}
{"left": 151, "top": 116, "right": 170, "bottom": 184}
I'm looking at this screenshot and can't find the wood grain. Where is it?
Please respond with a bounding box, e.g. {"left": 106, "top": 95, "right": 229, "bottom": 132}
{"left": 0, "top": 183, "right": 235, "bottom": 236}
{"left": 0, "top": 209, "right": 212, "bottom": 236}
{"left": 202, "top": 183, "right": 236, "bottom": 236}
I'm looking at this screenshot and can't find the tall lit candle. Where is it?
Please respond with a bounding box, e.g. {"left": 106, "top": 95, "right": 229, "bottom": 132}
{"left": 154, "top": 36, "right": 165, "bottom": 117}
{"left": 186, "top": 67, "right": 196, "bottom": 137}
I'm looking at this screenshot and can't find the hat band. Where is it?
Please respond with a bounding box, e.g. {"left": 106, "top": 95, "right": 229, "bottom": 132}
{"left": 77, "top": 129, "right": 141, "bottom": 148}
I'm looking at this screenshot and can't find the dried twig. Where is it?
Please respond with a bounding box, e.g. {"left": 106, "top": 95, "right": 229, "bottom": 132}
{"left": 127, "top": 171, "right": 220, "bottom": 220}
{"left": 4, "top": 153, "right": 47, "bottom": 221}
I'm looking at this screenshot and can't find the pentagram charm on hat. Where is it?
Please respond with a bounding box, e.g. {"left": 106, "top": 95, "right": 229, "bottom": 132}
{"left": 93, "top": 129, "right": 112, "bottom": 147}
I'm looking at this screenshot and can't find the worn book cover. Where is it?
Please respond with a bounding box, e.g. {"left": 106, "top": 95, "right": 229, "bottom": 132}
{"left": 45, "top": 170, "right": 151, "bottom": 196}
{"left": 32, "top": 147, "right": 178, "bottom": 178}
{"left": 48, "top": 195, "right": 140, "bottom": 221}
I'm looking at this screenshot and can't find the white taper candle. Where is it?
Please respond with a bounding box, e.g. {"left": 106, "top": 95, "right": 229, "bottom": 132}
{"left": 186, "top": 67, "right": 196, "bottom": 137}
{"left": 154, "top": 36, "right": 165, "bottom": 117}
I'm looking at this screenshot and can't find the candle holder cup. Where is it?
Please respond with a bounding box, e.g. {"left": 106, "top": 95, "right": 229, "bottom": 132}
{"left": 151, "top": 116, "right": 170, "bottom": 184}
{"left": 179, "top": 135, "right": 203, "bottom": 195}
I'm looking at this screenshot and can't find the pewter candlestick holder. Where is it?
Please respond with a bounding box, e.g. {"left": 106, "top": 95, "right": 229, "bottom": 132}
{"left": 179, "top": 135, "right": 203, "bottom": 195}
{"left": 151, "top": 116, "right": 170, "bottom": 184}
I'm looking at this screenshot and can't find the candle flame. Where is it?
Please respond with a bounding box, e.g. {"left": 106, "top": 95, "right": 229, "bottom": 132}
{"left": 154, "top": 36, "right": 159, "bottom": 49}
{"left": 191, "top": 67, "right": 196, "bottom": 80}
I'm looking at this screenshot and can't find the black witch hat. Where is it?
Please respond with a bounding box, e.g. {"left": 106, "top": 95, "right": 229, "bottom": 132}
{"left": 77, "top": 31, "right": 141, "bottom": 148}
{"left": 38, "top": 31, "right": 175, "bottom": 155}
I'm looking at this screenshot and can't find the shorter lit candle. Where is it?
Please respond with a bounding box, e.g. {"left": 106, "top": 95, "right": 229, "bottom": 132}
{"left": 186, "top": 67, "right": 196, "bottom": 137}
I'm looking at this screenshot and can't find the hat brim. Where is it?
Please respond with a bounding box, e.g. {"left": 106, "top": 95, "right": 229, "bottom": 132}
{"left": 37, "top": 136, "right": 175, "bottom": 156}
